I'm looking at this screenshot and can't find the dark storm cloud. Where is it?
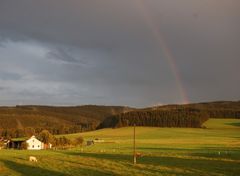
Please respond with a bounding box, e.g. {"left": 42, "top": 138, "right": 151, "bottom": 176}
{"left": 0, "top": 0, "right": 146, "bottom": 47}
{"left": 0, "top": 0, "right": 239, "bottom": 107}
{"left": 46, "top": 48, "right": 88, "bottom": 66}
{"left": 0, "top": 86, "right": 6, "bottom": 91}
{"left": 46, "top": 49, "right": 79, "bottom": 63}
{"left": 0, "top": 71, "right": 22, "bottom": 80}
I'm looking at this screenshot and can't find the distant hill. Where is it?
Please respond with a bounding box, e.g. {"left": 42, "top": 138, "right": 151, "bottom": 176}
{"left": 0, "top": 105, "right": 134, "bottom": 136}
{"left": 98, "top": 101, "right": 240, "bottom": 129}
{"left": 0, "top": 101, "right": 240, "bottom": 138}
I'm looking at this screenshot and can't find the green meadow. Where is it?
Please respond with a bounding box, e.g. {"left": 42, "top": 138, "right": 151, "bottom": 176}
{"left": 0, "top": 118, "right": 240, "bottom": 176}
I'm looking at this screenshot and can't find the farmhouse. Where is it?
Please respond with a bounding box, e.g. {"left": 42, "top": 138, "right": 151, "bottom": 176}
{"left": 7, "top": 135, "right": 52, "bottom": 150}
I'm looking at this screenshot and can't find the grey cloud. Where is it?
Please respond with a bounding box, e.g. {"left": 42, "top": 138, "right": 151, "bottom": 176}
{"left": 0, "top": 0, "right": 239, "bottom": 107}
{"left": 0, "top": 71, "right": 22, "bottom": 80}
{"left": 0, "top": 42, "right": 5, "bottom": 48}
{"left": 0, "top": 86, "right": 7, "bottom": 91}
{"left": 46, "top": 48, "right": 88, "bottom": 66}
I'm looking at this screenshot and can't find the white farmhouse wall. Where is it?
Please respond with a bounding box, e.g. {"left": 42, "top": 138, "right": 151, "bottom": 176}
{"left": 26, "top": 136, "right": 44, "bottom": 150}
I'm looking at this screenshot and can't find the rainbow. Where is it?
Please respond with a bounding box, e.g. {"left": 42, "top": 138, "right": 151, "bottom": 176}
{"left": 135, "top": 0, "right": 189, "bottom": 104}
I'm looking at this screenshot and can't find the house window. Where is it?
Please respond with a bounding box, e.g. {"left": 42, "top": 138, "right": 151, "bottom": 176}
{"left": 33, "top": 140, "right": 34, "bottom": 142}
{"left": 32, "top": 145, "right": 34, "bottom": 148}
{"left": 38, "top": 145, "right": 40, "bottom": 148}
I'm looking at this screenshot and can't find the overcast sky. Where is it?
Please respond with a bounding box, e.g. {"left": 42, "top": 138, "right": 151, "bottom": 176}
{"left": 0, "top": 0, "right": 239, "bottom": 107}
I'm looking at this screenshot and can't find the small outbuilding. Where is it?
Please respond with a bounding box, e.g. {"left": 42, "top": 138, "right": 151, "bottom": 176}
{"left": 86, "top": 140, "right": 94, "bottom": 146}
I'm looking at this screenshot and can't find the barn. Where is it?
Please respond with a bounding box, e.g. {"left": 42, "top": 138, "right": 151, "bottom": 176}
{"left": 8, "top": 135, "right": 52, "bottom": 150}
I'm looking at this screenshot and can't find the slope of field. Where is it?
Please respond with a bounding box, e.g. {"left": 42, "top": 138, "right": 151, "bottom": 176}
{"left": 0, "top": 118, "right": 239, "bottom": 176}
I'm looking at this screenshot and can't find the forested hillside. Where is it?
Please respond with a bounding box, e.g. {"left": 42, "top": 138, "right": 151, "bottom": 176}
{"left": 98, "top": 101, "right": 240, "bottom": 129}
{"left": 145, "top": 101, "right": 240, "bottom": 118}
{"left": 0, "top": 105, "right": 133, "bottom": 137}
{"left": 0, "top": 101, "right": 240, "bottom": 138}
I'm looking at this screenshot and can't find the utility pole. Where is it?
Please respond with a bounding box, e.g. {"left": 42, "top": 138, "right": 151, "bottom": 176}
{"left": 133, "top": 123, "right": 136, "bottom": 164}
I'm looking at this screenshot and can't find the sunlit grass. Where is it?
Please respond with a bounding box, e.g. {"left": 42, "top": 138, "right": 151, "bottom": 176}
{"left": 0, "top": 118, "right": 240, "bottom": 176}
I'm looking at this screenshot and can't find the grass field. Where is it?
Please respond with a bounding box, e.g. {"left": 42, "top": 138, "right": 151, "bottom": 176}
{"left": 0, "top": 118, "right": 240, "bottom": 176}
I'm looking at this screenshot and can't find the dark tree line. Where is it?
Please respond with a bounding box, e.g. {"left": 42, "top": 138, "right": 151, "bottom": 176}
{"left": 0, "top": 124, "right": 95, "bottom": 139}
{"left": 37, "top": 130, "right": 83, "bottom": 149}
{"left": 98, "top": 107, "right": 240, "bottom": 128}
{"left": 202, "top": 110, "right": 240, "bottom": 119}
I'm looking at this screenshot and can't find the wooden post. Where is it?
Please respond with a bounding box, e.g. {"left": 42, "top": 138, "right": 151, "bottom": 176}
{"left": 133, "top": 123, "right": 136, "bottom": 164}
